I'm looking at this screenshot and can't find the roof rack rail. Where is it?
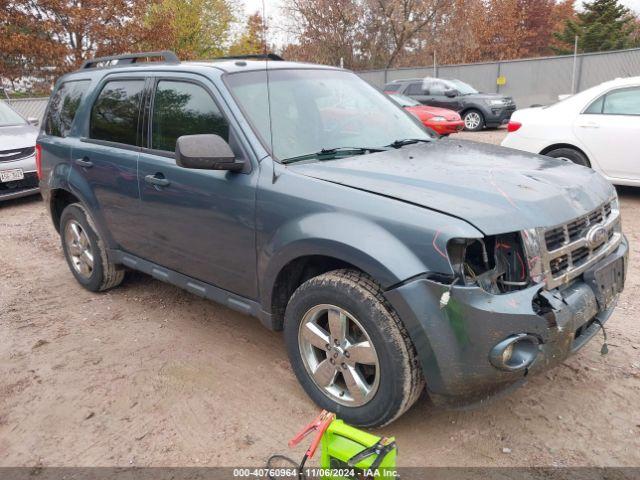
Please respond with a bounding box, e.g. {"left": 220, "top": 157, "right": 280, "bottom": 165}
{"left": 80, "top": 51, "right": 180, "bottom": 70}
{"left": 215, "top": 53, "right": 284, "bottom": 62}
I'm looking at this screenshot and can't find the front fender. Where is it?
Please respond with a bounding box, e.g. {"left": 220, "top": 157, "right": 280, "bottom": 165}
{"left": 260, "top": 212, "right": 430, "bottom": 309}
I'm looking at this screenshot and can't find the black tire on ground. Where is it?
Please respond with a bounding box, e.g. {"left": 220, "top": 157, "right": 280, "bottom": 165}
{"left": 462, "top": 109, "right": 485, "bottom": 131}
{"left": 60, "top": 203, "right": 125, "bottom": 292}
{"left": 544, "top": 147, "right": 591, "bottom": 168}
{"left": 283, "top": 269, "right": 425, "bottom": 427}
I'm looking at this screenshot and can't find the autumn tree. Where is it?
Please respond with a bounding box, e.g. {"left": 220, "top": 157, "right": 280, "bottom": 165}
{"left": 0, "top": 0, "right": 150, "bottom": 86}
{"left": 142, "top": 0, "right": 237, "bottom": 60}
{"left": 364, "top": 0, "right": 452, "bottom": 68}
{"left": 228, "top": 12, "right": 267, "bottom": 56}
{"left": 554, "top": 0, "right": 640, "bottom": 54}
{"left": 283, "top": 0, "right": 364, "bottom": 68}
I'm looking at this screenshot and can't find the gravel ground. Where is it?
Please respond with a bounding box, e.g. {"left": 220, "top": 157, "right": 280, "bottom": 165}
{"left": 1, "top": 129, "right": 639, "bottom": 467}
{"left": 456, "top": 126, "right": 509, "bottom": 144}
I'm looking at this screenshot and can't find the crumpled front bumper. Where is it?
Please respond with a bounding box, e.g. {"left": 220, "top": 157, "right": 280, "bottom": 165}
{"left": 384, "top": 236, "right": 628, "bottom": 407}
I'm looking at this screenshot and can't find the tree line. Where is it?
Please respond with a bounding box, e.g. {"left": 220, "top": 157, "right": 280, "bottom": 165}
{"left": 282, "top": 0, "right": 640, "bottom": 69}
{"left": 1, "top": 0, "right": 639, "bottom": 93}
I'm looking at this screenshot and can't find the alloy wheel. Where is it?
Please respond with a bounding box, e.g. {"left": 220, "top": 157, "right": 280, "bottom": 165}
{"left": 464, "top": 112, "right": 481, "bottom": 130}
{"left": 298, "top": 304, "right": 380, "bottom": 407}
{"left": 64, "top": 220, "right": 94, "bottom": 278}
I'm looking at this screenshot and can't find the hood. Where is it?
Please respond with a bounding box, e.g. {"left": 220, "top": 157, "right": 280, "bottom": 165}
{"left": 0, "top": 124, "right": 38, "bottom": 151}
{"left": 406, "top": 105, "right": 460, "bottom": 119}
{"left": 288, "top": 140, "right": 614, "bottom": 235}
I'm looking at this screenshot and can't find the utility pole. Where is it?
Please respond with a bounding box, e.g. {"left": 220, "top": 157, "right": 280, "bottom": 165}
{"left": 433, "top": 51, "right": 437, "bottom": 78}
{"left": 572, "top": 35, "right": 579, "bottom": 94}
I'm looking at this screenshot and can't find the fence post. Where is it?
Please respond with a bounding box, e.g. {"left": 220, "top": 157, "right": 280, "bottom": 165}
{"left": 496, "top": 62, "right": 501, "bottom": 94}
{"left": 576, "top": 54, "right": 584, "bottom": 93}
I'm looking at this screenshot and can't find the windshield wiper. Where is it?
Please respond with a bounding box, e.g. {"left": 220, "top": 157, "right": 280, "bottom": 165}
{"left": 282, "top": 146, "right": 388, "bottom": 165}
{"left": 387, "top": 138, "right": 432, "bottom": 149}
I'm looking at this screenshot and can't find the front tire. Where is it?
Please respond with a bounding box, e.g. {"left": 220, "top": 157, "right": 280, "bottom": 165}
{"left": 544, "top": 147, "right": 591, "bottom": 168}
{"left": 284, "top": 269, "right": 424, "bottom": 427}
{"left": 60, "top": 203, "right": 124, "bottom": 292}
{"left": 463, "top": 109, "right": 485, "bottom": 131}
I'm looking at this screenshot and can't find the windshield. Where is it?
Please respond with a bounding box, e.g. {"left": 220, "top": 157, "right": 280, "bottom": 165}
{"left": 0, "top": 101, "right": 26, "bottom": 127}
{"left": 448, "top": 79, "right": 478, "bottom": 95}
{"left": 225, "top": 69, "right": 431, "bottom": 162}
{"left": 389, "top": 93, "right": 421, "bottom": 107}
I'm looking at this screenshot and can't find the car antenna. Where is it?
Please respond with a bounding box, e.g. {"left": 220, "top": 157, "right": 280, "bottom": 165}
{"left": 260, "top": 0, "right": 278, "bottom": 183}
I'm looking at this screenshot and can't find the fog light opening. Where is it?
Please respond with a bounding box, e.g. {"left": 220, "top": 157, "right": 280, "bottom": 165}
{"left": 490, "top": 334, "right": 540, "bottom": 371}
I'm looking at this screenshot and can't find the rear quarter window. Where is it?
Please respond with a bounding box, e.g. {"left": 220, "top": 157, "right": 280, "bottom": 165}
{"left": 90, "top": 80, "right": 145, "bottom": 146}
{"left": 44, "top": 80, "right": 90, "bottom": 137}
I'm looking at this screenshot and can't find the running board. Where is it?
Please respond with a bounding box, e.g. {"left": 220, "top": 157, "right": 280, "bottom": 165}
{"left": 108, "top": 249, "right": 275, "bottom": 329}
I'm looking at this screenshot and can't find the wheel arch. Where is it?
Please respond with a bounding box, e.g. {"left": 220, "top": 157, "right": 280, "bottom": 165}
{"left": 49, "top": 188, "right": 81, "bottom": 233}
{"left": 539, "top": 143, "right": 591, "bottom": 167}
{"left": 268, "top": 255, "right": 361, "bottom": 330}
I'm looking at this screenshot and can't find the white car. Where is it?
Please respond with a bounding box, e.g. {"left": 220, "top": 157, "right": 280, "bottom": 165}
{"left": 502, "top": 77, "right": 640, "bottom": 186}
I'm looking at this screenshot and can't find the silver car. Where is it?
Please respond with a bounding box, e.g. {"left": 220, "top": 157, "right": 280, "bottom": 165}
{"left": 0, "top": 101, "right": 39, "bottom": 201}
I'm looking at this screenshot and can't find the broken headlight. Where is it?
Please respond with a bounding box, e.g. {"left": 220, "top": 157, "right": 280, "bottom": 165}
{"left": 448, "top": 232, "right": 533, "bottom": 294}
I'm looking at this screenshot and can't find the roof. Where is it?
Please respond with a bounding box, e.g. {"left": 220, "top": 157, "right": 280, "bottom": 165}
{"left": 183, "top": 59, "right": 341, "bottom": 74}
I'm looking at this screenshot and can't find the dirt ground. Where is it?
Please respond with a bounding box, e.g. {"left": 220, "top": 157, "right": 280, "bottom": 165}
{"left": 1, "top": 128, "right": 639, "bottom": 468}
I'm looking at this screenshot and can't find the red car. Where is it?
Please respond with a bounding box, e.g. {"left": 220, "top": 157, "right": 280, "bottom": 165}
{"left": 388, "top": 93, "right": 464, "bottom": 136}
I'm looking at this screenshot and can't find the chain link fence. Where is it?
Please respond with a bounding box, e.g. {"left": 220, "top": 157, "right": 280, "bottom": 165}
{"left": 357, "top": 47, "right": 640, "bottom": 107}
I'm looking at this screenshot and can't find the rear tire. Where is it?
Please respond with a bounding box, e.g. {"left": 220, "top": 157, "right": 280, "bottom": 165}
{"left": 544, "top": 147, "right": 591, "bottom": 168}
{"left": 283, "top": 269, "right": 424, "bottom": 427}
{"left": 463, "top": 109, "right": 485, "bottom": 131}
{"left": 60, "top": 203, "right": 124, "bottom": 292}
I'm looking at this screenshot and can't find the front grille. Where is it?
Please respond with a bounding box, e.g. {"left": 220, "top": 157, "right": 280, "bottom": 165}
{"left": 0, "top": 171, "right": 39, "bottom": 196}
{"left": 0, "top": 147, "right": 35, "bottom": 162}
{"left": 535, "top": 200, "right": 622, "bottom": 289}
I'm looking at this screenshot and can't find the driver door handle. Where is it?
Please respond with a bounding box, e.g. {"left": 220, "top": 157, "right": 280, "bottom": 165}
{"left": 144, "top": 173, "right": 170, "bottom": 187}
{"left": 74, "top": 158, "right": 93, "bottom": 168}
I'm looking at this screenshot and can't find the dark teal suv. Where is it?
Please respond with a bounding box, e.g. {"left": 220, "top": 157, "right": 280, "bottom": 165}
{"left": 38, "top": 51, "right": 627, "bottom": 427}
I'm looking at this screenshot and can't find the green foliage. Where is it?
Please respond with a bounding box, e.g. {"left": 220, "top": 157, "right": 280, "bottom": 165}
{"left": 553, "top": 0, "right": 640, "bottom": 54}
{"left": 228, "top": 12, "right": 266, "bottom": 56}
{"left": 143, "top": 0, "right": 237, "bottom": 59}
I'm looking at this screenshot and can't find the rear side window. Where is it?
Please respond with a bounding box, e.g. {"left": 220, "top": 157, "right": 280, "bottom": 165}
{"left": 44, "top": 80, "right": 90, "bottom": 137}
{"left": 383, "top": 83, "right": 400, "bottom": 92}
{"left": 584, "top": 95, "right": 604, "bottom": 114}
{"left": 584, "top": 87, "right": 640, "bottom": 115}
{"left": 405, "top": 83, "right": 424, "bottom": 95}
{"left": 603, "top": 87, "right": 640, "bottom": 115}
{"left": 151, "top": 80, "right": 229, "bottom": 152}
{"left": 90, "top": 80, "right": 145, "bottom": 146}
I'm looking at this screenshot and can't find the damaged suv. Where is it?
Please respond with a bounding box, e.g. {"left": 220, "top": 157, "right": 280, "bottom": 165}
{"left": 38, "top": 52, "right": 628, "bottom": 427}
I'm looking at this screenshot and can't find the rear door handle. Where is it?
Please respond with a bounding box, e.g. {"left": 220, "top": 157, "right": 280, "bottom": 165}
{"left": 75, "top": 158, "right": 93, "bottom": 168}
{"left": 144, "top": 174, "right": 170, "bottom": 187}
{"left": 578, "top": 122, "right": 600, "bottom": 128}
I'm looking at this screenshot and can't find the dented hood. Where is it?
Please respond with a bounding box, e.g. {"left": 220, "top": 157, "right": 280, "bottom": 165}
{"left": 288, "top": 139, "right": 615, "bottom": 235}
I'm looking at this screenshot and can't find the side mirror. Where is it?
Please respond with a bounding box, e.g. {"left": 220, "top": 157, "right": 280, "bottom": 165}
{"left": 444, "top": 89, "right": 458, "bottom": 98}
{"left": 27, "top": 117, "right": 39, "bottom": 126}
{"left": 175, "top": 134, "right": 244, "bottom": 172}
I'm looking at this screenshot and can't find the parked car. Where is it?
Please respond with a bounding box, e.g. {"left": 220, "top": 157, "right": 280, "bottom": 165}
{"left": 388, "top": 93, "right": 464, "bottom": 135}
{"left": 502, "top": 77, "right": 640, "bottom": 186}
{"left": 384, "top": 78, "right": 516, "bottom": 131}
{"left": 39, "top": 52, "right": 627, "bottom": 427}
{"left": 0, "top": 100, "right": 40, "bottom": 201}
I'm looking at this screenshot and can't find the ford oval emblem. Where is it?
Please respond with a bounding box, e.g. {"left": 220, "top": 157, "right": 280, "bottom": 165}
{"left": 586, "top": 225, "right": 607, "bottom": 249}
